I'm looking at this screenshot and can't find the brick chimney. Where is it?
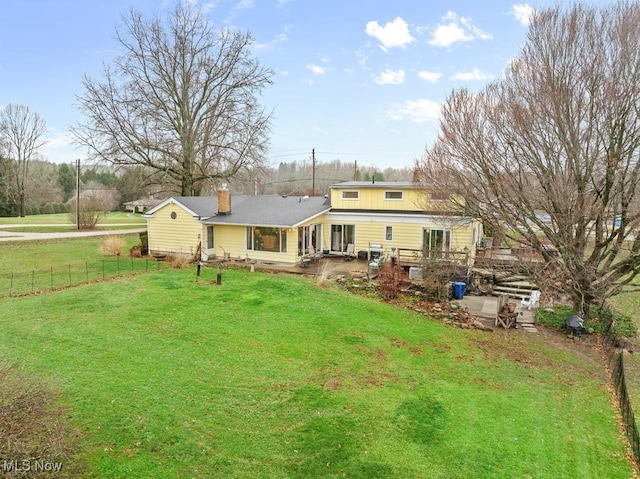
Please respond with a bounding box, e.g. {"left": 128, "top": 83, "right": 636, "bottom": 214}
{"left": 217, "top": 184, "right": 231, "bottom": 215}
{"left": 412, "top": 168, "right": 423, "bottom": 183}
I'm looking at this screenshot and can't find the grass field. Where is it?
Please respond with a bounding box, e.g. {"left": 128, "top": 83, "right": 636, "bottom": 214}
{"left": 0, "top": 267, "right": 632, "bottom": 478}
{"left": 0, "top": 212, "right": 146, "bottom": 228}
{"left": 0, "top": 234, "right": 153, "bottom": 297}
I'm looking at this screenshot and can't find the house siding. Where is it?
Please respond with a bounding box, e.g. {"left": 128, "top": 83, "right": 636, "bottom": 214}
{"left": 147, "top": 202, "right": 202, "bottom": 257}
{"left": 324, "top": 212, "right": 479, "bottom": 256}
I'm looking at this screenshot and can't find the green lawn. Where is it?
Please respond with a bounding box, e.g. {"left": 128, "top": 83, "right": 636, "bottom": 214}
{"left": 0, "top": 211, "right": 146, "bottom": 226}
{"left": 0, "top": 235, "right": 142, "bottom": 272}
{"left": 0, "top": 268, "right": 631, "bottom": 478}
{"left": 3, "top": 224, "right": 145, "bottom": 233}
{"left": 0, "top": 235, "right": 156, "bottom": 297}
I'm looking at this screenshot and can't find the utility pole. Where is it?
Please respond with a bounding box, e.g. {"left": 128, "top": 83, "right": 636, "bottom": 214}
{"left": 312, "top": 148, "right": 316, "bottom": 196}
{"left": 354, "top": 160, "right": 358, "bottom": 181}
{"left": 75, "top": 159, "right": 80, "bottom": 230}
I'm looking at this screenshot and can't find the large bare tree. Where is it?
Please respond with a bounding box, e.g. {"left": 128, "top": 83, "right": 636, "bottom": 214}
{"left": 420, "top": 2, "right": 640, "bottom": 318}
{"left": 72, "top": 3, "right": 273, "bottom": 196}
{"left": 0, "top": 104, "right": 47, "bottom": 217}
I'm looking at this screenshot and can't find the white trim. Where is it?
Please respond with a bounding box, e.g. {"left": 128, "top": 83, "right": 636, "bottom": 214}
{"left": 341, "top": 190, "right": 360, "bottom": 200}
{"left": 384, "top": 191, "right": 404, "bottom": 200}
{"left": 144, "top": 197, "right": 200, "bottom": 218}
{"left": 326, "top": 211, "right": 471, "bottom": 226}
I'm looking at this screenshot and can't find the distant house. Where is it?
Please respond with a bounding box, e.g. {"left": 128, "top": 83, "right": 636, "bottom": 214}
{"left": 123, "top": 198, "right": 162, "bottom": 214}
{"left": 143, "top": 181, "right": 482, "bottom": 265}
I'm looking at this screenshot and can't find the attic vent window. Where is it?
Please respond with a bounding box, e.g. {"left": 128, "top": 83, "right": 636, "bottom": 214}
{"left": 342, "top": 191, "right": 359, "bottom": 200}
{"left": 170, "top": 211, "right": 177, "bottom": 219}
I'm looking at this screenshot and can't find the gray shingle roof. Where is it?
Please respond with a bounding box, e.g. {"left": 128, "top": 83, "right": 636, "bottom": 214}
{"left": 331, "top": 181, "right": 419, "bottom": 189}
{"left": 169, "top": 195, "right": 330, "bottom": 227}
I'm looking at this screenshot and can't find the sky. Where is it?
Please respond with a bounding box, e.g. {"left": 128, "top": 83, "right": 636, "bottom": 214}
{"left": 0, "top": 0, "right": 615, "bottom": 171}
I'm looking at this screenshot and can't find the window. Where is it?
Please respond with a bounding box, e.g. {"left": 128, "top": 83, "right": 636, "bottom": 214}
{"left": 170, "top": 211, "right": 177, "bottom": 219}
{"left": 246, "top": 227, "right": 288, "bottom": 253}
{"left": 341, "top": 191, "right": 359, "bottom": 200}
{"left": 206, "top": 226, "right": 214, "bottom": 250}
{"left": 385, "top": 226, "right": 393, "bottom": 241}
{"left": 384, "top": 191, "right": 403, "bottom": 200}
{"left": 423, "top": 228, "right": 452, "bottom": 259}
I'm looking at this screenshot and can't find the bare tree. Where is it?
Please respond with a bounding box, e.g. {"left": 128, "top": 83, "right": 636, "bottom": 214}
{"left": 419, "top": 2, "right": 640, "bottom": 318}
{"left": 0, "top": 104, "right": 47, "bottom": 217}
{"left": 72, "top": 3, "right": 273, "bottom": 196}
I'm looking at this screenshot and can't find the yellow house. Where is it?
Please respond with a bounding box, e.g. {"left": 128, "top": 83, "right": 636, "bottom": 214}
{"left": 144, "top": 181, "right": 481, "bottom": 265}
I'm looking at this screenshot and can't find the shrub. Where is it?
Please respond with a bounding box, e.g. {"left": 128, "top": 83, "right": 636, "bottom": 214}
{"left": 100, "top": 236, "right": 125, "bottom": 256}
{"left": 536, "top": 304, "right": 637, "bottom": 338}
{"left": 26, "top": 204, "right": 41, "bottom": 215}
{"left": 42, "top": 203, "right": 55, "bottom": 214}
{"left": 171, "top": 255, "right": 191, "bottom": 269}
{"left": 67, "top": 197, "right": 107, "bottom": 230}
{"left": 129, "top": 245, "right": 142, "bottom": 258}
{"left": 0, "top": 362, "right": 79, "bottom": 477}
{"left": 377, "top": 261, "right": 406, "bottom": 299}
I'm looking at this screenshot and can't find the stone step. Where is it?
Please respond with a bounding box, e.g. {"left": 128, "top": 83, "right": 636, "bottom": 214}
{"left": 491, "top": 285, "right": 535, "bottom": 299}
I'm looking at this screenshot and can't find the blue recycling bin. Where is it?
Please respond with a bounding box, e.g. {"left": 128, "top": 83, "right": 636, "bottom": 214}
{"left": 452, "top": 281, "right": 466, "bottom": 299}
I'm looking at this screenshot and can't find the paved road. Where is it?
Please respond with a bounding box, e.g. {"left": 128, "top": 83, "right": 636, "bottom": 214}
{"left": 0, "top": 225, "right": 146, "bottom": 242}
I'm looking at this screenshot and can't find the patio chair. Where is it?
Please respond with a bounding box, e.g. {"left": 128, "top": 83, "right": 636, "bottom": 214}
{"left": 308, "top": 245, "right": 322, "bottom": 263}
{"left": 521, "top": 290, "right": 541, "bottom": 310}
{"left": 344, "top": 243, "right": 356, "bottom": 261}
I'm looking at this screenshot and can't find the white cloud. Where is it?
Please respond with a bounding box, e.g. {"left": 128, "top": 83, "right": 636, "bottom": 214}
{"left": 374, "top": 69, "right": 405, "bottom": 85}
{"left": 307, "top": 64, "right": 326, "bottom": 75}
{"left": 512, "top": 4, "right": 535, "bottom": 26}
{"left": 450, "top": 68, "right": 494, "bottom": 81}
{"left": 365, "top": 17, "right": 415, "bottom": 51}
{"left": 387, "top": 98, "right": 440, "bottom": 123}
{"left": 234, "top": 0, "right": 253, "bottom": 10}
{"left": 185, "top": 0, "right": 217, "bottom": 13}
{"left": 254, "top": 33, "right": 288, "bottom": 50}
{"left": 417, "top": 71, "right": 442, "bottom": 83}
{"left": 428, "top": 11, "right": 491, "bottom": 47}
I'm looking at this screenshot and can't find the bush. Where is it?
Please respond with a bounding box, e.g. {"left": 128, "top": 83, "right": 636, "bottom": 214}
{"left": 536, "top": 304, "right": 637, "bottom": 338}
{"left": 129, "top": 245, "right": 142, "bottom": 258}
{"left": 53, "top": 202, "right": 65, "bottom": 214}
{"left": 0, "top": 362, "right": 79, "bottom": 478}
{"left": 170, "top": 255, "right": 191, "bottom": 269}
{"left": 67, "top": 197, "right": 106, "bottom": 230}
{"left": 42, "top": 203, "right": 55, "bottom": 214}
{"left": 26, "top": 204, "right": 41, "bottom": 216}
{"left": 100, "top": 236, "right": 125, "bottom": 256}
{"left": 377, "top": 261, "right": 406, "bottom": 300}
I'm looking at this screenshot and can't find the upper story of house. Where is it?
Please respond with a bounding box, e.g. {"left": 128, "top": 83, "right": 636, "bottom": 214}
{"left": 329, "top": 181, "right": 458, "bottom": 214}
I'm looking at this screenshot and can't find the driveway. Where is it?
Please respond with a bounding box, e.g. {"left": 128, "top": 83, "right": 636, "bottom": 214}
{"left": 0, "top": 225, "right": 146, "bottom": 242}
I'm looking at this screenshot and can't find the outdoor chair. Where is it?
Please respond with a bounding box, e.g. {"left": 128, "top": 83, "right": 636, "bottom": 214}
{"left": 308, "top": 246, "right": 322, "bottom": 263}
{"left": 344, "top": 243, "right": 356, "bottom": 261}
{"left": 521, "top": 290, "right": 541, "bottom": 310}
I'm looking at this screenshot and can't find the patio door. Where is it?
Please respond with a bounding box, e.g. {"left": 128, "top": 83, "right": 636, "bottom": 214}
{"left": 330, "top": 224, "right": 355, "bottom": 253}
{"left": 298, "top": 223, "right": 323, "bottom": 256}
{"left": 423, "top": 228, "right": 451, "bottom": 259}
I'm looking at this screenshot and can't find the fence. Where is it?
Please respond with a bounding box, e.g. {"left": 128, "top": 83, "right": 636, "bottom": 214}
{"left": 601, "top": 318, "right": 640, "bottom": 469}
{"left": 0, "top": 257, "right": 169, "bottom": 297}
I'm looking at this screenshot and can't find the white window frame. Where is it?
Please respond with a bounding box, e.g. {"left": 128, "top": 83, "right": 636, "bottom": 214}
{"left": 341, "top": 191, "right": 359, "bottom": 200}
{"left": 384, "top": 191, "right": 403, "bottom": 200}
{"left": 385, "top": 226, "right": 393, "bottom": 241}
